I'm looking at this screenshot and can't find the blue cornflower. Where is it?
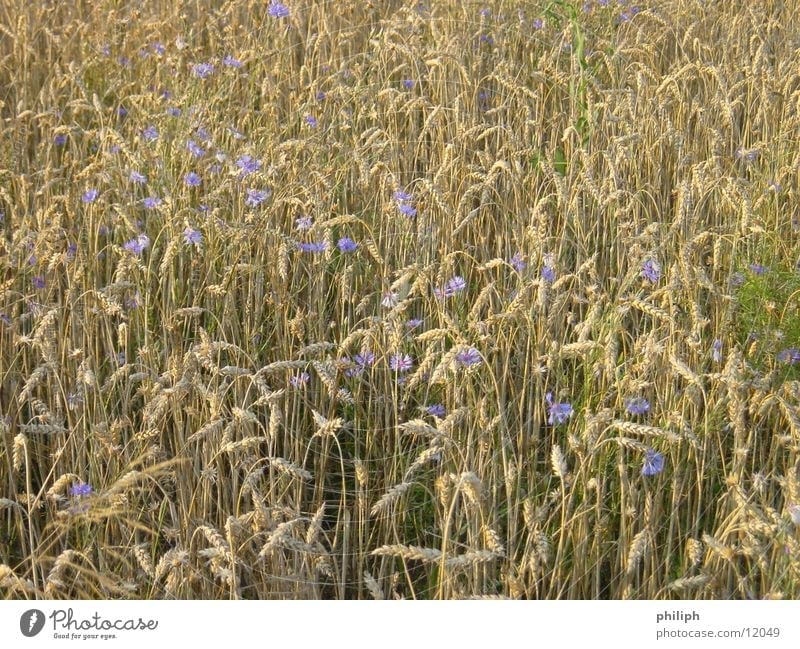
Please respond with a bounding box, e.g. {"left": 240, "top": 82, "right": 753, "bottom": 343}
{"left": 426, "top": 403, "right": 446, "bottom": 418}
{"left": 305, "top": 115, "right": 318, "bottom": 128}
{"left": 316, "top": 91, "right": 326, "bottom": 101}
{"left": 143, "top": 196, "right": 162, "bottom": 209}
{"left": 268, "top": 1, "right": 290, "bottom": 18}
{"left": 545, "top": 392, "right": 573, "bottom": 425}
{"left": 129, "top": 170, "right": 147, "bottom": 184}
{"left": 290, "top": 371, "right": 310, "bottom": 388}
{"left": 354, "top": 352, "right": 375, "bottom": 368}
{"left": 183, "top": 227, "right": 202, "bottom": 247}
{"left": 152, "top": 42, "right": 165, "bottom": 55}
{"left": 142, "top": 125, "right": 158, "bottom": 141}
{"left": 187, "top": 139, "right": 205, "bottom": 157}
{"left": 337, "top": 237, "right": 358, "bottom": 253}
{"left": 184, "top": 172, "right": 201, "bottom": 187}
{"left": 456, "top": 347, "right": 482, "bottom": 367}
{"left": 398, "top": 203, "right": 417, "bottom": 218}
{"left": 641, "top": 449, "right": 665, "bottom": 476}
{"left": 54, "top": 133, "right": 67, "bottom": 146}
{"left": 123, "top": 233, "right": 150, "bottom": 256}
{"left": 295, "top": 215, "right": 313, "bottom": 231}
{"left": 167, "top": 106, "right": 181, "bottom": 117}
{"left": 393, "top": 190, "right": 413, "bottom": 203}
{"left": 542, "top": 265, "right": 556, "bottom": 283}
{"left": 777, "top": 348, "right": 800, "bottom": 364}
{"left": 641, "top": 258, "right": 661, "bottom": 283}
{"left": 749, "top": 263, "right": 768, "bottom": 275}
{"left": 82, "top": 188, "right": 99, "bottom": 203}
{"left": 624, "top": 397, "right": 650, "bottom": 416}
{"left": 70, "top": 482, "right": 94, "bottom": 497}
{"left": 402, "top": 79, "right": 415, "bottom": 90}
{"left": 735, "top": 147, "right": 758, "bottom": 162}
{"left": 712, "top": 339, "right": 723, "bottom": 363}
{"left": 406, "top": 318, "right": 423, "bottom": 329}
{"left": 245, "top": 188, "right": 270, "bottom": 207}
{"left": 297, "top": 241, "right": 327, "bottom": 253}
{"left": 390, "top": 353, "right": 413, "bottom": 372}
{"left": 195, "top": 126, "right": 211, "bottom": 142}
{"left": 444, "top": 275, "right": 466, "bottom": 297}
{"left": 192, "top": 62, "right": 214, "bottom": 78}
{"left": 32, "top": 276, "right": 45, "bottom": 290}
{"left": 236, "top": 155, "right": 261, "bottom": 176}
{"left": 533, "top": 17, "right": 544, "bottom": 29}
{"left": 223, "top": 55, "right": 243, "bottom": 68}
{"left": 510, "top": 252, "right": 526, "bottom": 272}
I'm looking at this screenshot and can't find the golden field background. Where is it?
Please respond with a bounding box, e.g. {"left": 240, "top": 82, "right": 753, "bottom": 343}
{"left": 2, "top": 0, "right": 800, "bottom": 599}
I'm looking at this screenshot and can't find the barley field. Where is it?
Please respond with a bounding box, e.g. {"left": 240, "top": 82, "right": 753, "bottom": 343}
{"left": 1, "top": 0, "right": 800, "bottom": 601}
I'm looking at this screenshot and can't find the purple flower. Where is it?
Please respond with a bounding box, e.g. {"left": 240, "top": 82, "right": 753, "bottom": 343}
{"left": 187, "top": 139, "right": 205, "bottom": 157}
{"left": 192, "top": 62, "right": 214, "bottom": 78}
{"left": 426, "top": 403, "right": 446, "bottom": 418}
{"left": 295, "top": 215, "right": 313, "bottom": 231}
{"left": 533, "top": 17, "right": 544, "bottom": 29}
{"left": 143, "top": 196, "right": 162, "bottom": 209}
{"left": 402, "top": 79, "right": 415, "bottom": 90}
{"left": 749, "top": 263, "right": 768, "bottom": 275}
{"left": 236, "top": 155, "right": 261, "bottom": 176}
{"left": 381, "top": 291, "right": 399, "bottom": 308}
{"left": 735, "top": 147, "right": 758, "bottom": 163}
{"left": 444, "top": 275, "right": 466, "bottom": 297}
{"left": 184, "top": 172, "right": 201, "bottom": 187}
{"left": 337, "top": 237, "right": 358, "bottom": 253}
{"left": 712, "top": 339, "right": 723, "bottom": 363}
{"left": 406, "top": 318, "right": 423, "bottom": 329}
{"left": 290, "top": 371, "right": 310, "bottom": 388}
{"left": 455, "top": 347, "right": 482, "bottom": 367}
{"left": 545, "top": 392, "right": 573, "bottom": 425}
{"left": 390, "top": 353, "right": 414, "bottom": 372}
{"left": 510, "top": 252, "right": 527, "bottom": 272}
{"left": 82, "top": 188, "right": 99, "bottom": 203}
{"left": 641, "top": 449, "right": 665, "bottom": 477}
{"left": 297, "top": 241, "right": 327, "bottom": 253}
{"left": 777, "top": 348, "right": 800, "bottom": 364}
{"left": 123, "top": 233, "right": 150, "bottom": 256}
{"left": 268, "top": 1, "right": 290, "bottom": 18}
{"left": 70, "top": 482, "right": 94, "bottom": 497}
{"left": 183, "top": 227, "right": 202, "bottom": 247}
{"left": 129, "top": 170, "right": 147, "bottom": 184}
{"left": 54, "top": 133, "right": 67, "bottom": 146}
{"left": 245, "top": 188, "right": 271, "bottom": 207}
{"left": 125, "top": 291, "right": 141, "bottom": 310}
{"left": 152, "top": 42, "right": 166, "bottom": 55}
{"left": 393, "top": 190, "right": 414, "bottom": 203}
{"left": 641, "top": 258, "right": 661, "bottom": 283}
{"left": 398, "top": 203, "right": 417, "bottom": 218}
{"left": 305, "top": 115, "right": 318, "bottom": 128}
{"left": 223, "top": 55, "right": 243, "bottom": 68}
{"left": 541, "top": 265, "right": 556, "bottom": 283}
{"left": 624, "top": 396, "right": 650, "bottom": 416}
{"left": 142, "top": 125, "right": 158, "bottom": 142}
{"left": 167, "top": 107, "right": 181, "bottom": 117}
{"left": 354, "top": 352, "right": 375, "bottom": 368}
{"left": 32, "top": 276, "right": 45, "bottom": 290}
{"left": 195, "top": 126, "right": 211, "bottom": 142}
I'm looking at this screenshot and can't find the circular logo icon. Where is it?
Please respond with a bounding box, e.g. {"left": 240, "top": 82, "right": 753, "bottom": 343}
{"left": 20, "top": 609, "right": 46, "bottom": 637}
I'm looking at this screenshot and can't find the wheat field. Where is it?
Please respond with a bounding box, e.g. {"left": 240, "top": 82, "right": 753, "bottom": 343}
{"left": 1, "top": 0, "right": 800, "bottom": 600}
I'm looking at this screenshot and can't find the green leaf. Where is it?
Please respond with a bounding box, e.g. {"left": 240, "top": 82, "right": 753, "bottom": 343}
{"left": 554, "top": 147, "right": 568, "bottom": 176}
